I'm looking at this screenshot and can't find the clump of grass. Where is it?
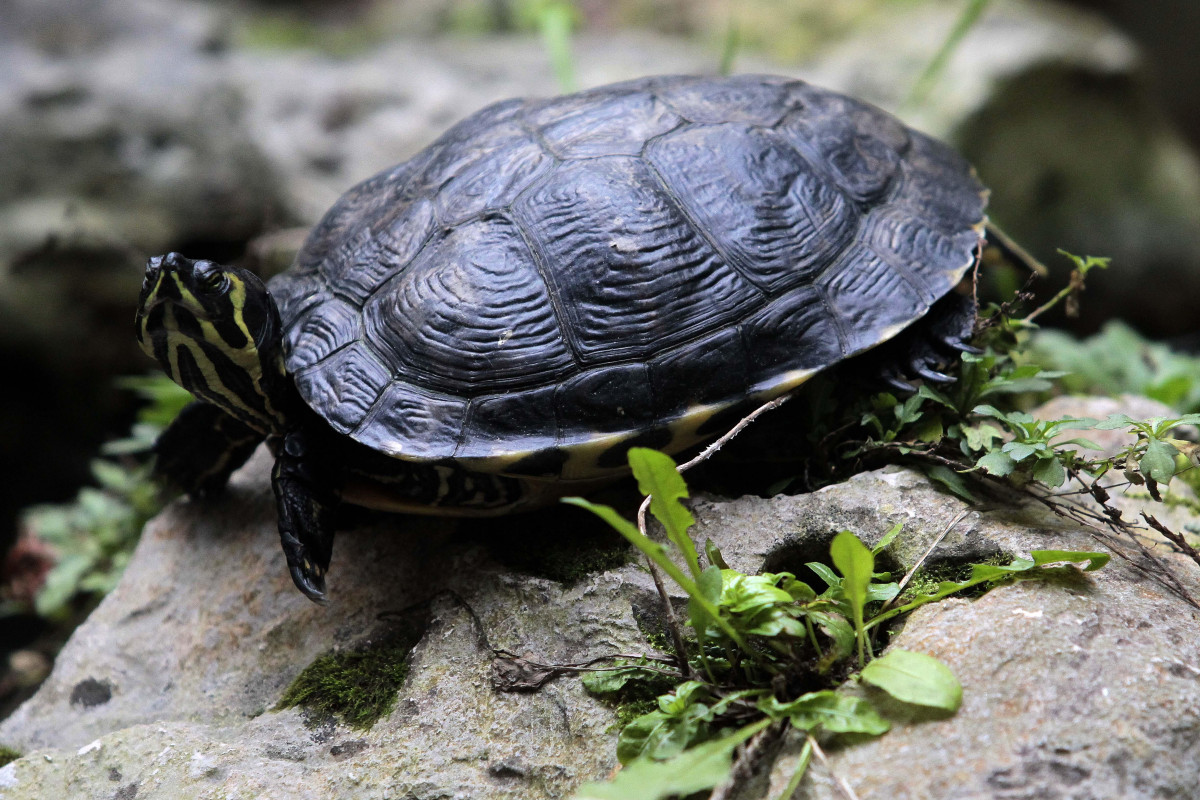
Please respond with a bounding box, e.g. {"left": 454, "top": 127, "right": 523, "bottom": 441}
{"left": 275, "top": 640, "right": 414, "bottom": 730}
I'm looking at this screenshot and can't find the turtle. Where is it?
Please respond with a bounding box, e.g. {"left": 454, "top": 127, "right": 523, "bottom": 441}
{"left": 136, "top": 74, "right": 988, "bottom": 603}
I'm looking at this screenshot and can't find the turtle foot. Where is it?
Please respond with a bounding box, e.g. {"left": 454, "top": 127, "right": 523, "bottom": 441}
{"left": 272, "top": 430, "right": 340, "bottom": 604}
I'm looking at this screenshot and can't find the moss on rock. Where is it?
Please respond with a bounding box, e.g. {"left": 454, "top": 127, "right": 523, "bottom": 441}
{"left": 275, "top": 640, "right": 414, "bottom": 730}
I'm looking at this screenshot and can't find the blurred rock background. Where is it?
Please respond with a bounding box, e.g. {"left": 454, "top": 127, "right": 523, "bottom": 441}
{"left": 0, "top": 0, "right": 1198, "bottom": 716}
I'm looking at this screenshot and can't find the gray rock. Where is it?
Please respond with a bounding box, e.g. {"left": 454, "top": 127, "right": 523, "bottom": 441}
{"left": 2, "top": 433, "right": 1198, "bottom": 798}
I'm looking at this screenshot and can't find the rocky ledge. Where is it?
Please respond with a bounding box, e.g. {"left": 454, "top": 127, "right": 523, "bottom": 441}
{"left": 0, "top": 440, "right": 1197, "bottom": 799}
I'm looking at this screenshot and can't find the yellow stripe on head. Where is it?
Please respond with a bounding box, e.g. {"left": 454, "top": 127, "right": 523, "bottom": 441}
{"left": 136, "top": 253, "right": 288, "bottom": 434}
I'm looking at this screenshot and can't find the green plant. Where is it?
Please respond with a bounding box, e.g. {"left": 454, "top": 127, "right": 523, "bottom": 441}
{"left": 12, "top": 376, "right": 191, "bottom": 620}
{"left": 906, "top": 0, "right": 994, "bottom": 108}
{"left": 518, "top": 0, "right": 578, "bottom": 92}
{"left": 564, "top": 449, "right": 1107, "bottom": 799}
{"left": 1029, "top": 321, "right": 1200, "bottom": 414}
{"left": 0, "top": 745, "right": 20, "bottom": 768}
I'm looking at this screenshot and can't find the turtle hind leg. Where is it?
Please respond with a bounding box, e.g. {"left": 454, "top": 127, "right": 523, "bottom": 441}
{"left": 858, "top": 291, "right": 979, "bottom": 393}
{"left": 155, "top": 401, "right": 264, "bottom": 498}
{"left": 272, "top": 429, "right": 343, "bottom": 603}
{"left": 905, "top": 290, "right": 981, "bottom": 379}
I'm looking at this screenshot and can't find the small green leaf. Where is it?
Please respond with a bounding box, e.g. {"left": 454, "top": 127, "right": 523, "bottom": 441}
{"left": 976, "top": 450, "right": 1016, "bottom": 477}
{"left": 697, "top": 564, "right": 723, "bottom": 604}
{"left": 628, "top": 448, "right": 700, "bottom": 578}
{"left": 806, "top": 562, "right": 842, "bottom": 590}
{"left": 1029, "top": 550, "right": 1110, "bottom": 571}
{"left": 1054, "top": 437, "right": 1103, "bottom": 450}
{"left": 1002, "top": 442, "right": 1039, "bottom": 462}
{"left": 574, "top": 719, "right": 771, "bottom": 800}
{"left": 809, "top": 611, "right": 855, "bottom": 666}
{"left": 913, "top": 413, "right": 944, "bottom": 444}
{"left": 758, "top": 691, "right": 889, "bottom": 735}
{"left": 830, "top": 532, "right": 873, "bottom": 611}
{"left": 563, "top": 497, "right": 751, "bottom": 652}
{"left": 1140, "top": 439, "right": 1180, "bottom": 484}
{"left": 961, "top": 422, "right": 1004, "bottom": 451}
{"left": 1031, "top": 456, "right": 1067, "bottom": 487}
{"left": 925, "top": 464, "right": 977, "bottom": 501}
{"left": 704, "top": 538, "right": 729, "bottom": 570}
{"left": 830, "top": 531, "right": 874, "bottom": 664}
{"left": 872, "top": 523, "right": 904, "bottom": 556}
{"left": 917, "top": 383, "right": 956, "bottom": 410}
{"left": 861, "top": 649, "right": 961, "bottom": 711}
{"left": 580, "top": 666, "right": 660, "bottom": 696}
{"left": 35, "top": 553, "right": 94, "bottom": 618}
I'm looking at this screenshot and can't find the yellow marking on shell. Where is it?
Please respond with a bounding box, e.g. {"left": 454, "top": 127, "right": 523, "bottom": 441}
{"left": 454, "top": 369, "right": 822, "bottom": 483}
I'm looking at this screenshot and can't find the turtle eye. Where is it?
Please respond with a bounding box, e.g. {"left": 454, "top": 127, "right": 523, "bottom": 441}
{"left": 194, "top": 264, "right": 228, "bottom": 294}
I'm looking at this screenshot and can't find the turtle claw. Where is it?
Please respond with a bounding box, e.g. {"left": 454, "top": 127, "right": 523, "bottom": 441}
{"left": 915, "top": 366, "right": 955, "bottom": 384}
{"left": 883, "top": 373, "right": 916, "bottom": 394}
{"left": 288, "top": 559, "right": 328, "bottom": 605}
{"left": 942, "top": 337, "right": 982, "bottom": 356}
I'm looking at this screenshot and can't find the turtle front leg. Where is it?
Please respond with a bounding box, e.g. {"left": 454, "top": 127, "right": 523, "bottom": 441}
{"left": 156, "top": 401, "right": 264, "bottom": 498}
{"left": 272, "top": 429, "right": 343, "bottom": 603}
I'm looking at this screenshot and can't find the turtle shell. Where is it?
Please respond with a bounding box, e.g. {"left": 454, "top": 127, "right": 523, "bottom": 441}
{"left": 268, "top": 74, "right": 986, "bottom": 480}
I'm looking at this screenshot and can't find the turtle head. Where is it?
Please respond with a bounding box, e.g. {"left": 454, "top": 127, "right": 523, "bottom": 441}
{"left": 137, "top": 252, "right": 290, "bottom": 435}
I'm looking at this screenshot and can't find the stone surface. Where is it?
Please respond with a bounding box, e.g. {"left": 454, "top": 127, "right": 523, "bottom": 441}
{"left": 1, "top": 437, "right": 1198, "bottom": 798}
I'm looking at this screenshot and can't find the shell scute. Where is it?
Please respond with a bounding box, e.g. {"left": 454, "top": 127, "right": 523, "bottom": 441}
{"left": 554, "top": 364, "right": 655, "bottom": 433}
{"left": 512, "top": 155, "right": 761, "bottom": 363}
{"left": 649, "top": 328, "right": 749, "bottom": 413}
{"left": 459, "top": 385, "right": 559, "bottom": 459}
{"left": 362, "top": 216, "right": 573, "bottom": 393}
{"left": 646, "top": 123, "right": 856, "bottom": 293}
{"left": 332, "top": 198, "right": 436, "bottom": 305}
{"left": 656, "top": 73, "right": 802, "bottom": 126}
{"left": 739, "top": 284, "right": 843, "bottom": 391}
{"left": 817, "top": 245, "right": 927, "bottom": 353}
{"left": 354, "top": 382, "right": 467, "bottom": 459}
{"left": 293, "top": 342, "right": 391, "bottom": 435}
{"left": 285, "top": 296, "right": 361, "bottom": 370}
{"left": 536, "top": 90, "right": 684, "bottom": 158}
{"left": 433, "top": 138, "right": 552, "bottom": 226}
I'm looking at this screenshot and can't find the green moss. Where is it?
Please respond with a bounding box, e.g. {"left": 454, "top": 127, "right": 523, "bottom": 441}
{"left": 899, "top": 552, "right": 1014, "bottom": 604}
{"left": 275, "top": 641, "right": 413, "bottom": 730}
{"left": 0, "top": 746, "right": 20, "bottom": 768}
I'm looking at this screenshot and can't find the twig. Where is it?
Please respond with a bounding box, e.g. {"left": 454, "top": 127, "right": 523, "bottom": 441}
{"left": 1020, "top": 482, "right": 1200, "bottom": 610}
{"left": 808, "top": 734, "right": 860, "bottom": 800}
{"left": 490, "top": 648, "right": 678, "bottom": 672}
{"left": 647, "top": 555, "right": 694, "bottom": 678}
{"left": 681, "top": 394, "right": 797, "bottom": 474}
{"left": 878, "top": 506, "right": 975, "bottom": 616}
{"left": 636, "top": 394, "right": 796, "bottom": 538}
{"left": 1141, "top": 512, "right": 1200, "bottom": 570}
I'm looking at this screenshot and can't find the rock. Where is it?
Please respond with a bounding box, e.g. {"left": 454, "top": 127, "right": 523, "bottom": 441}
{"left": 1, "top": 436, "right": 1198, "bottom": 798}
{"left": 0, "top": 447, "right": 643, "bottom": 798}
